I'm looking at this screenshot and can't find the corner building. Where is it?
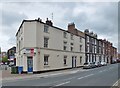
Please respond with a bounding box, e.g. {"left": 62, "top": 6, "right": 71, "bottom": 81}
{"left": 16, "top": 18, "right": 85, "bottom": 73}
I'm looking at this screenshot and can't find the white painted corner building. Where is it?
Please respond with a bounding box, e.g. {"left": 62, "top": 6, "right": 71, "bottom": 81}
{"left": 16, "top": 18, "right": 85, "bottom": 73}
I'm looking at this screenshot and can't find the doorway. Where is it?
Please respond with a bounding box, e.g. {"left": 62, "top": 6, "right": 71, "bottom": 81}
{"left": 72, "top": 56, "right": 76, "bottom": 68}
{"left": 27, "top": 56, "right": 33, "bottom": 73}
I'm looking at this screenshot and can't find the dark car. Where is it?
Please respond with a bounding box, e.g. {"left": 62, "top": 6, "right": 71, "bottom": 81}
{"left": 94, "top": 62, "right": 102, "bottom": 67}
{"left": 91, "top": 62, "right": 96, "bottom": 68}
{"left": 117, "top": 59, "right": 120, "bottom": 63}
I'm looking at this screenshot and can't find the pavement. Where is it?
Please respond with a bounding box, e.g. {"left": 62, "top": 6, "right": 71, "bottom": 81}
{"left": 1, "top": 63, "right": 120, "bottom": 87}
{"left": 1, "top": 66, "right": 85, "bottom": 81}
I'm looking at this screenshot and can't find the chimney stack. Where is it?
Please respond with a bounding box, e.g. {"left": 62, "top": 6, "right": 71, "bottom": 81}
{"left": 68, "top": 22, "right": 75, "bottom": 31}
{"left": 46, "top": 18, "right": 53, "bottom": 26}
{"left": 68, "top": 22, "right": 78, "bottom": 35}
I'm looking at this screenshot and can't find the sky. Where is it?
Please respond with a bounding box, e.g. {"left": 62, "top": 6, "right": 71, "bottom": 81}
{"left": 0, "top": 0, "right": 119, "bottom": 52}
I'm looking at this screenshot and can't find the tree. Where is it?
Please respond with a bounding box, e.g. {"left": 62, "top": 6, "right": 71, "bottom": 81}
{"left": 2, "top": 56, "right": 8, "bottom": 63}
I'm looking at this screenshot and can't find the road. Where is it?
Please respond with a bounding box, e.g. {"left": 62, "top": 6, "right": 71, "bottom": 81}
{"left": 2, "top": 63, "right": 120, "bottom": 88}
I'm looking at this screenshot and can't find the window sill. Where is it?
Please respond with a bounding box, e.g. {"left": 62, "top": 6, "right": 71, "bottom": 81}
{"left": 44, "top": 65, "right": 50, "bottom": 68}
{"left": 64, "top": 64, "right": 67, "bottom": 66}
{"left": 44, "top": 32, "right": 50, "bottom": 34}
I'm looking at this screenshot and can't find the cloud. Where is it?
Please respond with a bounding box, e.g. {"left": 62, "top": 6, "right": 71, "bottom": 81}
{"left": 0, "top": 2, "right": 118, "bottom": 52}
{"left": 2, "top": 10, "right": 28, "bottom": 26}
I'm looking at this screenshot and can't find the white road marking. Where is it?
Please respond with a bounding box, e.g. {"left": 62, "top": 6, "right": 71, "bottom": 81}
{"left": 109, "top": 67, "right": 114, "bottom": 69}
{"left": 78, "top": 74, "right": 94, "bottom": 80}
{"left": 99, "top": 69, "right": 107, "bottom": 73}
{"left": 70, "top": 70, "right": 79, "bottom": 74}
{"left": 103, "top": 69, "right": 107, "bottom": 71}
{"left": 78, "top": 77, "right": 85, "bottom": 80}
{"left": 84, "top": 74, "right": 94, "bottom": 77}
{"left": 111, "top": 79, "right": 120, "bottom": 87}
{"left": 55, "top": 81, "right": 70, "bottom": 86}
{"left": 49, "top": 73, "right": 62, "bottom": 76}
{"left": 99, "top": 71, "right": 103, "bottom": 73}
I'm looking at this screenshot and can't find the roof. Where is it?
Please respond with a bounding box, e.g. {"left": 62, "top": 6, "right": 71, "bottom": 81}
{"left": 16, "top": 19, "right": 85, "bottom": 38}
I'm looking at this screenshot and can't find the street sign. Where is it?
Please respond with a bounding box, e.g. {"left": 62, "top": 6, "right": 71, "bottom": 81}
{"left": 31, "top": 49, "right": 34, "bottom": 56}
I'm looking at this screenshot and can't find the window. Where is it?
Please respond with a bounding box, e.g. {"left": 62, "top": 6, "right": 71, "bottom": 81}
{"left": 80, "top": 56, "right": 82, "bottom": 64}
{"left": 71, "top": 43, "right": 73, "bottom": 45}
{"left": 63, "top": 46, "right": 67, "bottom": 50}
{"left": 64, "top": 56, "right": 67, "bottom": 65}
{"left": 71, "top": 34, "right": 73, "bottom": 40}
{"left": 87, "top": 36, "right": 89, "bottom": 42}
{"left": 64, "top": 41, "right": 67, "bottom": 44}
{"left": 63, "top": 41, "right": 67, "bottom": 50}
{"left": 44, "top": 37, "right": 49, "bottom": 48}
{"left": 71, "top": 47, "right": 73, "bottom": 51}
{"left": 21, "top": 37, "right": 23, "bottom": 40}
{"left": 64, "top": 32, "right": 67, "bottom": 38}
{"left": 95, "top": 39, "right": 97, "bottom": 45}
{"left": 44, "top": 55, "right": 49, "bottom": 65}
{"left": 44, "top": 25, "right": 49, "bottom": 33}
{"left": 80, "top": 37, "right": 82, "bottom": 42}
{"left": 80, "top": 45, "right": 82, "bottom": 52}
{"left": 87, "top": 44, "right": 89, "bottom": 52}
{"left": 95, "top": 46, "right": 96, "bottom": 53}
{"left": 19, "top": 41, "right": 20, "bottom": 52}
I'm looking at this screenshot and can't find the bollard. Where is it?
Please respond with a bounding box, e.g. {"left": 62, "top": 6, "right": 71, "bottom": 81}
{"left": 5, "top": 67, "right": 7, "bottom": 70}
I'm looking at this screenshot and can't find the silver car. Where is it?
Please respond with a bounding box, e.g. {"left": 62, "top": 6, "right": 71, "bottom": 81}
{"left": 83, "top": 63, "right": 94, "bottom": 69}
{"left": 101, "top": 62, "right": 107, "bottom": 66}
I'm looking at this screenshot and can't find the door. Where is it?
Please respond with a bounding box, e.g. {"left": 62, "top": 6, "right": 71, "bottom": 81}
{"left": 72, "top": 56, "right": 76, "bottom": 68}
{"left": 27, "top": 56, "right": 33, "bottom": 73}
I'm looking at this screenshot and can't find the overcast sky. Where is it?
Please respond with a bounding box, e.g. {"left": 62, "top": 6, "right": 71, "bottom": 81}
{"left": 0, "top": 0, "right": 119, "bottom": 52}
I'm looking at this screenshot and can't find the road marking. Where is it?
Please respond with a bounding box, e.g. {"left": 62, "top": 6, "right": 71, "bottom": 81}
{"left": 78, "top": 77, "right": 85, "bottom": 80}
{"left": 99, "top": 69, "right": 107, "bottom": 73}
{"left": 109, "top": 67, "right": 114, "bottom": 69}
{"left": 70, "top": 70, "right": 79, "bottom": 74}
{"left": 99, "top": 71, "right": 103, "bottom": 73}
{"left": 78, "top": 74, "right": 94, "bottom": 80}
{"left": 49, "top": 73, "right": 62, "bottom": 76}
{"left": 84, "top": 74, "right": 94, "bottom": 77}
{"left": 55, "top": 81, "right": 70, "bottom": 87}
{"left": 111, "top": 79, "right": 120, "bottom": 87}
{"left": 103, "top": 69, "right": 107, "bottom": 71}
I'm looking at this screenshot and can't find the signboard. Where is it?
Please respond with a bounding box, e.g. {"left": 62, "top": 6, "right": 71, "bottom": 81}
{"left": 30, "top": 49, "right": 34, "bottom": 56}
{"left": 24, "top": 48, "right": 34, "bottom": 56}
{"left": 10, "top": 56, "right": 15, "bottom": 59}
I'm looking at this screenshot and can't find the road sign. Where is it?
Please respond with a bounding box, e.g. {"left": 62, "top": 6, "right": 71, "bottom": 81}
{"left": 31, "top": 49, "right": 34, "bottom": 56}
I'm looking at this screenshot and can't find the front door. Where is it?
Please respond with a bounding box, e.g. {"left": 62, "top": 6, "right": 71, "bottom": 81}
{"left": 72, "top": 56, "right": 76, "bottom": 68}
{"left": 27, "top": 56, "right": 33, "bottom": 73}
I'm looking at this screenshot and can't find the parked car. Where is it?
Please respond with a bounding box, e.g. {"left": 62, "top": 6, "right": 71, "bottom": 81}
{"left": 101, "top": 62, "right": 107, "bottom": 66}
{"left": 94, "top": 62, "right": 100, "bottom": 67}
{"left": 112, "top": 59, "right": 117, "bottom": 64}
{"left": 83, "top": 62, "right": 95, "bottom": 69}
{"left": 97, "top": 62, "right": 102, "bottom": 67}
{"left": 117, "top": 59, "right": 120, "bottom": 63}
{"left": 91, "top": 62, "right": 96, "bottom": 68}
{"left": 8, "top": 63, "right": 15, "bottom": 67}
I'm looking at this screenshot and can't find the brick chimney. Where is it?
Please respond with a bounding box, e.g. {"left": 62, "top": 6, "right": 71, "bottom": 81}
{"left": 46, "top": 18, "right": 53, "bottom": 26}
{"left": 68, "top": 23, "right": 78, "bottom": 35}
